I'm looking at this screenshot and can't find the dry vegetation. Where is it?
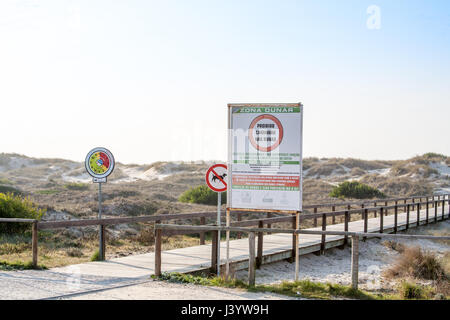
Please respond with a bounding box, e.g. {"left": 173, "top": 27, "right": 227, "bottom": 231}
{"left": 383, "top": 245, "right": 449, "bottom": 299}
{"left": 0, "top": 152, "right": 449, "bottom": 270}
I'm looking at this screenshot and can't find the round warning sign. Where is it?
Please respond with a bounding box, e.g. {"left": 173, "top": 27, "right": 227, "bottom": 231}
{"left": 85, "top": 147, "right": 115, "bottom": 179}
{"left": 248, "top": 114, "right": 284, "bottom": 152}
{"left": 205, "top": 164, "right": 228, "bottom": 193}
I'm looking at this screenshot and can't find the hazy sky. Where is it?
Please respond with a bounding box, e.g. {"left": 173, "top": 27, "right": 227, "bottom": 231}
{"left": 1, "top": 0, "right": 449, "bottom": 164}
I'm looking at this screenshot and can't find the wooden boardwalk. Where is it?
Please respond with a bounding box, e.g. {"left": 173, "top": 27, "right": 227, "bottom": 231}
{"left": 1, "top": 205, "right": 448, "bottom": 299}
{"left": 49, "top": 205, "right": 448, "bottom": 280}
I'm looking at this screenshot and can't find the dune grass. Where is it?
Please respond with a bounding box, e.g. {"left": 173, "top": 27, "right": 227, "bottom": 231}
{"left": 154, "top": 272, "right": 387, "bottom": 300}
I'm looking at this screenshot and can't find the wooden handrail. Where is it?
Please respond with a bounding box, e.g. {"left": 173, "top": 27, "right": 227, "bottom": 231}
{"left": 1, "top": 193, "right": 447, "bottom": 271}
{"left": 154, "top": 223, "right": 450, "bottom": 240}
{"left": 21, "top": 194, "right": 449, "bottom": 230}
{"left": 0, "top": 218, "right": 37, "bottom": 223}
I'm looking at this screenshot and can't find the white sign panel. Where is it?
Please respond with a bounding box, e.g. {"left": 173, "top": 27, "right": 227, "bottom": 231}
{"left": 227, "top": 103, "right": 303, "bottom": 211}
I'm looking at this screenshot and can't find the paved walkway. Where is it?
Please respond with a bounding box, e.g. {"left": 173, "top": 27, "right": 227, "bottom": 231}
{"left": 0, "top": 206, "right": 448, "bottom": 299}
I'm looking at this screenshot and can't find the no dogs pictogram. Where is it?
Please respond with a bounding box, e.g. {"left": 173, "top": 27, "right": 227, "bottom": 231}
{"left": 205, "top": 164, "right": 227, "bottom": 193}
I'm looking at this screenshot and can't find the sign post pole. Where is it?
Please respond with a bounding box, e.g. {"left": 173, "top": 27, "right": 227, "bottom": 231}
{"left": 85, "top": 147, "right": 115, "bottom": 262}
{"left": 294, "top": 211, "right": 300, "bottom": 281}
{"left": 226, "top": 208, "right": 230, "bottom": 280}
{"left": 205, "top": 163, "right": 228, "bottom": 277}
{"left": 217, "top": 192, "right": 221, "bottom": 277}
{"left": 98, "top": 182, "right": 103, "bottom": 260}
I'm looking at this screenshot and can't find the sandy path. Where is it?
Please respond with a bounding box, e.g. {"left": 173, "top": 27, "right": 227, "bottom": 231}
{"left": 236, "top": 221, "right": 450, "bottom": 290}
{"left": 1, "top": 217, "right": 447, "bottom": 300}
{"left": 60, "top": 280, "right": 296, "bottom": 300}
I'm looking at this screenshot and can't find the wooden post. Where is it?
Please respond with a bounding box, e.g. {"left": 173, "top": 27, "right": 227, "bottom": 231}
{"left": 332, "top": 206, "right": 336, "bottom": 224}
{"left": 346, "top": 204, "right": 351, "bottom": 224}
{"left": 237, "top": 213, "right": 242, "bottom": 239}
{"left": 379, "top": 207, "right": 384, "bottom": 233}
{"left": 294, "top": 212, "right": 300, "bottom": 281}
{"left": 291, "top": 214, "right": 296, "bottom": 262}
{"left": 363, "top": 209, "right": 368, "bottom": 241}
{"left": 394, "top": 205, "right": 398, "bottom": 233}
{"left": 211, "top": 230, "right": 218, "bottom": 274}
{"left": 248, "top": 232, "right": 256, "bottom": 286}
{"left": 426, "top": 200, "right": 429, "bottom": 225}
{"left": 351, "top": 235, "right": 359, "bottom": 290}
{"left": 434, "top": 201, "right": 438, "bottom": 223}
{"left": 404, "top": 199, "right": 407, "bottom": 213}
{"left": 313, "top": 207, "right": 318, "bottom": 227}
{"left": 448, "top": 196, "right": 450, "bottom": 220}
{"left": 32, "top": 221, "right": 38, "bottom": 269}
{"left": 442, "top": 200, "right": 445, "bottom": 221}
{"left": 321, "top": 214, "right": 326, "bottom": 254}
{"left": 343, "top": 211, "right": 349, "bottom": 246}
{"left": 155, "top": 228, "right": 162, "bottom": 277}
{"left": 225, "top": 208, "right": 230, "bottom": 280}
{"left": 200, "top": 217, "right": 206, "bottom": 245}
{"left": 417, "top": 203, "right": 420, "bottom": 227}
{"left": 447, "top": 195, "right": 450, "bottom": 219}
{"left": 267, "top": 212, "right": 272, "bottom": 234}
{"left": 406, "top": 204, "right": 410, "bottom": 230}
{"left": 374, "top": 202, "right": 377, "bottom": 218}
{"left": 100, "top": 225, "right": 106, "bottom": 260}
{"left": 256, "top": 220, "right": 263, "bottom": 268}
{"left": 384, "top": 201, "right": 388, "bottom": 216}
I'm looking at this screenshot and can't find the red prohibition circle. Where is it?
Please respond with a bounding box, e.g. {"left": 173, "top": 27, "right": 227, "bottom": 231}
{"left": 205, "top": 164, "right": 227, "bottom": 192}
{"left": 248, "top": 114, "right": 284, "bottom": 152}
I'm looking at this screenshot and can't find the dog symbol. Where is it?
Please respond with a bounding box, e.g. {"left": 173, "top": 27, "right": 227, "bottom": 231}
{"left": 212, "top": 173, "right": 227, "bottom": 183}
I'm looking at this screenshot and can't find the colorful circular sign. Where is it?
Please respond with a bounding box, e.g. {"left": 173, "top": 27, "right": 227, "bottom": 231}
{"left": 248, "top": 114, "right": 284, "bottom": 152}
{"left": 85, "top": 147, "right": 115, "bottom": 179}
{"left": 205, "top": 164, "right": 227, "bottom": 193}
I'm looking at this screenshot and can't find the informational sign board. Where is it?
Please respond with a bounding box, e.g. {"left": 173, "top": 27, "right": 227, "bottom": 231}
{"left": 227, "top": 103, "right": 303, "bottom": 211}
{"left": 85, "top": 147, "right": 115, "bottom": 183}
{"left": 206, "top": 164, "right": 228, "bottom": 193}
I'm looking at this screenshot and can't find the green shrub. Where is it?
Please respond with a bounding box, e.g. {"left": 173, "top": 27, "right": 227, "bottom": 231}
{"left": 0, "top": 260, "right": 46, "bottom": 271}
{"left": 178, "top": 185, "right": 226, "bottom": 205}
{"left": 0, "top": 185, "right": 22, "bottom": 196}
{"left": 64, "top": 183, "right": 89, "bottom": 191}
{"left": 0, "top": 178, "right": 13, "bottom": 185}
{"left": 0, "top": 193, "right": 45, "bottom": 234}
{"left": 398, "top": 281, "right": 426, "bottom": 299}
{"left": 329, "top": 181, "right": 385, "bottom": 199}
{"left": 90, "top": 249, "right": 100, "bottom": 261}
{"left": 422, "top": 153, "right": 447, "bottom": 160}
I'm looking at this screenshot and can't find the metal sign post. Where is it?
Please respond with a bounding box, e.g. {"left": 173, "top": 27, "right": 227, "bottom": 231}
{"left": 226, "top": 208, "right": 230, "bottom": 280}
{"left": 85, "top": 147, "right": 115, "bottom": 261}
{"left": 295, "top": 211, "right": 300, "bottom": 281}
{"left": 205, "top": 164, "right": 227, "bottom": 277}
{"left": 98, "top": 182, "right": 103, "bottom": 260}
{"left": 217, "top": 192, "right": 221, "bottom": 277}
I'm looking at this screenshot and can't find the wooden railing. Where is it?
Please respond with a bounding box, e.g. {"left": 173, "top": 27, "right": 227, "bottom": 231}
{"left": 0, "top": 194, "right": 448, "bottom": 268}
{"left": 154, "top": 224, "right": 450, "bottom": 288}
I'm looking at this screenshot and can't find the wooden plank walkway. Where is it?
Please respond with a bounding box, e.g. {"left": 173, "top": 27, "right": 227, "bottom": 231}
{"left": 1, "top": 205, "right": 448, "bottom": 299}
{"left": 44, "top": 205, "right": 448, "bottom": 280}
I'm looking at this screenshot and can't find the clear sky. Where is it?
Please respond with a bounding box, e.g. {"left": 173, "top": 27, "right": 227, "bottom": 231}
{"left": 0, "top": 0, "right": 449, "bottom": 164}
